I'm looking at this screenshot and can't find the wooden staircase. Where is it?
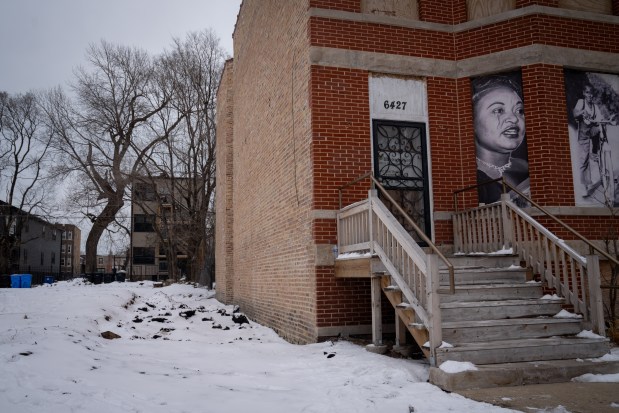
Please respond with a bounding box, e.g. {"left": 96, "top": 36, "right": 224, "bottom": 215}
{"left": 336, "top": 189, "right": 615, "bottom": 390}
{"left": 376, "top": 252, "right": 612, "bottom": 389}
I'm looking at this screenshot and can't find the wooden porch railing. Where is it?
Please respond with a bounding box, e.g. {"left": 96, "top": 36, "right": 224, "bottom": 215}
{"left": 453, "top": 182, "right": 608, "bottom": 335}
{"left": 338, "top": 190, "right": 442, "bottom": 361}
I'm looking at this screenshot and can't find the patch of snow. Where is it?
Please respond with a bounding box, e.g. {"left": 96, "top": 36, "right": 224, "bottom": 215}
{"left": 439, "top": 360, "right": 478, "bottom": 373}
{"left": 541, "top": 294, "right": 561, "bottom": 300}
{"left": 501, "top": 397, "right": 512, "bottom": 401}
{"left": 590, "top": 349, "right": 619, "bottom": 363}
{"left": 422, "top": 341, "right": 453, "bottom": 348}
{"left": 0, "top": 280, "right": 517, "bottom": 413}
{"left": 576, "top": 330, "right": 605, "bottom": 339}
{"left": 553, "top": 309, "right": 583, "bottom": 319}
{"left": 611, "top": 402, "right": 619, "bottom": 408}
{"left": 337, "top": 251, "right": 371, "bottom": 260}
{"left": 526, "top": 280, "right": 542, "bottom": 284}
{"left": 572, "top": 373, "right": 619, "bottom": 383}
{"left": 508, "top": 264, "right": 523, "bottom": 269}
{"left": 527, "top": 406, "right": 572, "bottom": 413}
{"left": 489, "top": 247, "right": 513, "bottom": 255}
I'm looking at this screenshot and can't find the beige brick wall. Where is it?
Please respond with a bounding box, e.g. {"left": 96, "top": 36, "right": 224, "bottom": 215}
{"left": 223, "top": 0, "right": 317, "bottom": 344}
{"left": 215, "top": 60, "right": 235, "bottom": 304}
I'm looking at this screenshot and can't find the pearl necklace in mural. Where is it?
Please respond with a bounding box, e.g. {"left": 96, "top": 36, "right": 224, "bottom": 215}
{"left": 476, "top": 156, "right": 512, "bottom": 178}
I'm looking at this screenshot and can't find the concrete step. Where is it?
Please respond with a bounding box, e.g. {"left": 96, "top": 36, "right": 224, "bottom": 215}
{"left": 439, "top": 266, "right": 527, "bottom": 285}
{"left": 434, "top": 336, "right": 609, "bottom": 365}
{"left": 439, "top": 282, "right": 543, "bottom": 303}
{"left": 442, "top": 317, "right": 582, "bottom": 343}
{"left": 440, "top": 298, "right": 564, "bottom": 322}
{"left": 429, "top": 357, "right": 619, "bottom": 391}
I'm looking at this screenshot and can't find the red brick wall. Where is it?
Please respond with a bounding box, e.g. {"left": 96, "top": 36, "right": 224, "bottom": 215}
{"left": 309, "top": 0, "right": 360, "bottom": 12}
{"left": 516, "top": 0, "right": 558, "bottom": 7}
{"left": 521, "top": 64, "right": 573, "bottom": 206}
{"left": 310, "top": 14, "right": 619, "bottom": 61}
{"left": 419, "top": 0, "right": 467, "bottom": 24}
{"left": 310, "top": 17, "right": 455, "bottom": 59}
{"left": 310, "top": 66, "right": 372, "bottom": 210}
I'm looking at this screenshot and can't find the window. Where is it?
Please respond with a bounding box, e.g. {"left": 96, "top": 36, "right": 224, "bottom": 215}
{"left": 61, "top": 244, "right": 66, "bottom": 253}
{"left": 67, "top": 231, "right": 72, "bottom": 240}
{"left": 68, "top": 258, "right": 72, "bottom": 268}
{"left": 51, "top": 252, "right": 55, "bottom": 265}
{"left": 134, "top": 214, "right": 155, "bottom": 232}
{"left": 133, "top": 247, "right": 155, "bottom": 265}
{"left": 67, "top": 245, "right": 72, "bottom": 254}
{"left": 62, "top": 231, "right": 66, "bottom": 240}
{"left": 61, "top": 258, "right": 65, "bottom": 267}
{"left": 134, "top": 183, "right": 157, "bottom": 201}
{"left": 98, "top": 257, "right": 103, "bottom": 265}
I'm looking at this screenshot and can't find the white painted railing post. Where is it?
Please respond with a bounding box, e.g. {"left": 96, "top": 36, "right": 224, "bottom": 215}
{"left": 500, "top": 193, "right": 513, "bottom": 250}
{"left": 586, "top": 254, "right": 606, "bottom": 336}
{"left": 426, "top": 254, "right": 442, "bottom": 366}
{"left": 369, "top": 189, "right": 376, "bottom": 255}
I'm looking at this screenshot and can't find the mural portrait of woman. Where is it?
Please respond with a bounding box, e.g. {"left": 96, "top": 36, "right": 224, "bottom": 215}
{"left": 564, "top": 69, "right": 619, "bottom": 207}
{"left": 471, "top": 71, "right": 530, "bottom": 206}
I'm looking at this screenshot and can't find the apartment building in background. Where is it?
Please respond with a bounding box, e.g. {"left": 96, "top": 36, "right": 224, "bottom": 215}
{"left": 57, "top": 224, "right": 81, "bottom": 278}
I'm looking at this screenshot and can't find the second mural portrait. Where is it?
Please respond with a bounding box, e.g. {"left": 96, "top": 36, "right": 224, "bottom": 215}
{"left": 472, "top": 71, "right": 530, "bottom": 206}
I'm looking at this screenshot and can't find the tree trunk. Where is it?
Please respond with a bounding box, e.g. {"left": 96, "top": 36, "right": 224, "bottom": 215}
{"left": 84, "top": 199, "right": 124, "bottom": 273}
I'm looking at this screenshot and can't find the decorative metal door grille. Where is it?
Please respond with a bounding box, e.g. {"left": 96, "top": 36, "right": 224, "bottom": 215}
{"left": 373, "top": 120, "right": 431, "bottom": 243}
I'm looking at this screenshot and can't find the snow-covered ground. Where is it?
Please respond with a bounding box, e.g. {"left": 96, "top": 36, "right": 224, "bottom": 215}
{"left": 0, "top": 280, "right": 612, "bottom": 413}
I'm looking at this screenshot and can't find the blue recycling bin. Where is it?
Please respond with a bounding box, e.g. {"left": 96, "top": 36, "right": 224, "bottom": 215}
{"left": 10, "top": 274, "right": 21, "bottom": 288}
{"left": 43, "top": 275, "right": 54, "bottom": 284}
{"left": 20, "top": 274, "right": 32, "bottom": 288}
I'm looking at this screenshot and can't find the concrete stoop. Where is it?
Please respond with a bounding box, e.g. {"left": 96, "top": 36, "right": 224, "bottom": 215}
{"left": 429, "top": 358, "right": 619, "bottom": 392}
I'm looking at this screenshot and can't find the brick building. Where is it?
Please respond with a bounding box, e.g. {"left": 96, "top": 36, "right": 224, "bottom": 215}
{"left": 57, "top": 224, "right": 81, "bottom": 278}
{"left": 216, "top": 0, "right": 619, "bottom": 350}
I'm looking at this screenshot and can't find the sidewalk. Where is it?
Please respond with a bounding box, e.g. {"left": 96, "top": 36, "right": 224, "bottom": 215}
{"left": 457, "top": 382, "right": 619, "bottom": 413}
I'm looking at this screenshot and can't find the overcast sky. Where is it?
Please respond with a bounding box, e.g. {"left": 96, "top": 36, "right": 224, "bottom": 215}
{"left": 0, "top": 0, "right": 241, "bottom": 94}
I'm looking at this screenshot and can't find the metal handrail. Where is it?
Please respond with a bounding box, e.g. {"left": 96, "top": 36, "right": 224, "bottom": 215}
{"left": 338, "top": 172, "right": 456, "bottom": 293}
{"left": 453, "top": 177, "right": 619, "bottom": 268}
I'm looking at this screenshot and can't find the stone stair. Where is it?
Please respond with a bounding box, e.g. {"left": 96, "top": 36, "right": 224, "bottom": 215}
{"left": 381, "top": 253, "right": 614, "bottom": 390}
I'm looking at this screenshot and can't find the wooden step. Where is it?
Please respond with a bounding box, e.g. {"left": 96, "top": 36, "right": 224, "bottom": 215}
{"left": 442, "top": 317, "right": 582, "bottom": 343}
{"left": 440, "top": 254, "right": 520, "bottom": 269}
{"left": 440, "top": 298, "right": 564, "bottom": 322}
{"left": 439, "top": 266, "right": 527, "bottom": 285}
{"left": 434, "top": 336, "right": 609, "bottom": 365}
{"left": 439, "top": 283, "right": 543, "bottom": 303}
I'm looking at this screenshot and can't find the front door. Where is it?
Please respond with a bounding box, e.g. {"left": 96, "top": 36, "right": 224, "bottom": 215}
{"left": 372, "top": 120, "right": 431, "bottom": 244}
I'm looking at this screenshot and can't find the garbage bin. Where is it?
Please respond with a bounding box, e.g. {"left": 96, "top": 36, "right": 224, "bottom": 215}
{"left": 103, "top": 273, "right": 113, "bottom": 284}
{"left": 43, "top": 275, "right": 54, "bottom": 284}
{"left": 20, "top": 274, "right": 32, "bottom": 288}
{"left": 10, "top": 274, "right": 21, "bottom": 288}
{"left": 115, "top": 273, "right": 125, "bottom": 282}
{"left": 0, "top": 275, "right": 10, "bottom": 288}
{"left": 93, "top": 273, "right": 103, "bottom": 285}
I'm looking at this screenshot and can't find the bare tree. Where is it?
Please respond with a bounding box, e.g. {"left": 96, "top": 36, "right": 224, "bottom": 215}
{"left": 41, "top": 41, "right": 183, "bottom": 273}
{"left": 0, "top": 91, "right": 52, "bottom": 273}
{"left": 133, "top": 30, "right": 224, "bottom": 283}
